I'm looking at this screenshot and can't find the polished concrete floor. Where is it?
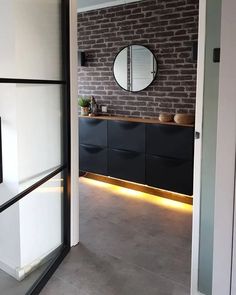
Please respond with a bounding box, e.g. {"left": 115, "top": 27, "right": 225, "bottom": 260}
{"left": 0, "top": 260, "right": 50, "bottom": 295}
{"left": 41, "top": 177, "right": 192, "bottom": 295}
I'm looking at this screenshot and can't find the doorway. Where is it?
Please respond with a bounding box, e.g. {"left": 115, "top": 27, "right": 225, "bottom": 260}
{"left": 76, "top": 0, "right": 198, "bottom": 294}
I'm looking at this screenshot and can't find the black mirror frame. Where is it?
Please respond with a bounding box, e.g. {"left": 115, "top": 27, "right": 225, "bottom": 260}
{"left": 112, "top": 44, "right": 158, "bottom": 93}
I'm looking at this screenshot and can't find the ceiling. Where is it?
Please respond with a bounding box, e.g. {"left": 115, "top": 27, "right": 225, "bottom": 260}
{"left": 77, "top": 0, "right": 141, "bottom": 12}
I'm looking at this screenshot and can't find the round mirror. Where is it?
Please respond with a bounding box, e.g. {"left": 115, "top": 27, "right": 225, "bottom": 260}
{"left": 113, "top": 45, "right": 158, "bottom": 92}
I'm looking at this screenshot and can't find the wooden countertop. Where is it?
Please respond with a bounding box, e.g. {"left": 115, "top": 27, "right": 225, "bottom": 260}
{"left": 79, "top": 115, "right": 194, "bottom": 128}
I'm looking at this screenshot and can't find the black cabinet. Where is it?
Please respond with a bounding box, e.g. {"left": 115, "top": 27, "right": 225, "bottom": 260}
{"left": 146, "top": 124, "right": 194, "bottom": 159}
{"left": 146, "top": 155, "right": 193, "bottom": 195}
{"left": 80, "top": 144, "right": 107, "bottom": 175}
{"left": 108, "top": 121, "right": 145, "bottom": 152}
{"left": 146, "top": 124, "right": 194, "bottom": 194}
{"left": 108, "top": 149, "right": 145, "bottom": 184}
{"left": 79, "top": 118, "right": 108, "bottom": 174}
{"left": 79, "top": 117, "right": 194, "bottom": 196}
{"left": 79, "top": 118, "right": 107, "bottom": 147}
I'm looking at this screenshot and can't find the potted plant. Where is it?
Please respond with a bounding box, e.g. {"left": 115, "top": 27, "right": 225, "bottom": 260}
{"left": 78, "top": 97, "right": 90, "bottom": 116}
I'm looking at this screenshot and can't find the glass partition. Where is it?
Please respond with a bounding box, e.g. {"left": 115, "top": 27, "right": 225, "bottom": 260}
{"left": 0, "top": 0, "right": 62, "bottom": 80}
{"left": 0, "top": 174, "right": 64, "bottom": 295}
{"left": 0, "top": 0, "right": 70, "bottom": 294}
{"left": 0, "top": 84, "right": 63, "bottom": 206}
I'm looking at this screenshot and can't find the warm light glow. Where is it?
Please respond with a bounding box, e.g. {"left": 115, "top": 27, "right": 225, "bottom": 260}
{"left": 158, "top": 198, "right": 191, "bottom": 210}
{"left": 86, "top": 179, "right": 111, "bottom": 188}
{"left": 115, "top": 187, "right": 144, "bottom": 197}
{"left": 81, "top": 178, "right": 192, "bottom": 213}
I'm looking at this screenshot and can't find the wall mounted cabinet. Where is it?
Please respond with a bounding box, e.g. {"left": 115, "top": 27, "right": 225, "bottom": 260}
{"left": 108, "top": 120, "right": 145, "bottom": 153}
{"left": 146, "top": 124, "right": 194, "bottom": 159}
{"left": 146, "top": 155, "right": 193, "bottom": 195}
{"left": 79, "top": 116, "right": 194, "bottom": 195}
{"left": 80, "top": 144, "right": 108, "bottom": 176}
{"left": 79, "top": 118, "right": 107, "bottom": 147}
{"left": 108, "top": 149, "right": 145, "bottom": 184}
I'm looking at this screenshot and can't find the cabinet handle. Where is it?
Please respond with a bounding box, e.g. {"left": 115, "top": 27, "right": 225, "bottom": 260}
{"left": 112, "top": 148, "right": 140, "bottom": 158}
{"left": 150, "top": 154, "right": 190, "bottom": 166}
{"left": 81, "top": 144, "right": 103, "bottom": 153}
{"left": 116, "top": 121, "right": 139, "bottom": 129}
{"left": 150, "top": 125, "right": 187, "bottom": 135}
{"left": 84, "top": 119, "right": 102, "bottom": 126}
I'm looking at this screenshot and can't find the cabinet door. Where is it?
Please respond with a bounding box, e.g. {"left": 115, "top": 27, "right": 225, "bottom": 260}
{"left": 146, "top": 124, "right": 194, "bottom": 159}
{"left": 80, "top": 144, "right": 107, "bottom": 175}
{"left": 146, "top": 155, "right": 193, "bottom": 195}
{"left": 108, "top": 120, "right": 145, "bottom": 152}
{"left": 108, "top": 149, "right": 145, "bottom": 184}
{"left": 79, "top": 118, "right": 107, "bottom": 147}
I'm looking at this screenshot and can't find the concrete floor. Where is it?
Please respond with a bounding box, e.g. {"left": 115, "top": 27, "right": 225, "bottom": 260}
{"left": 0, "top": 259, "right": 51, "bottom": 295}
{"left": 41, "top": 177, "right": 192, "bottom": 295}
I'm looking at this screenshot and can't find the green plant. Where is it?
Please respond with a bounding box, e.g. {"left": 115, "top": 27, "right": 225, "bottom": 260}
{"left": 78, "top": 97, "right": 90, "bottom": 108}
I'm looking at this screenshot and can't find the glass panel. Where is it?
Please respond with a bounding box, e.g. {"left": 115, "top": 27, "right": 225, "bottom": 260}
{"left": 0, "top": 173, "right": 63, "bottom": 295}
{"left": 0, "top": 84, "right": 63, "bottom": 206}
{"left": 0, "top": 0, "right": 62, "bottom": 80}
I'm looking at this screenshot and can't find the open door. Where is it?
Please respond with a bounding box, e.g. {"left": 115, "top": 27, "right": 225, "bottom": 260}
{"left": 212, "top": 0, "right": 236, "bottom": 294}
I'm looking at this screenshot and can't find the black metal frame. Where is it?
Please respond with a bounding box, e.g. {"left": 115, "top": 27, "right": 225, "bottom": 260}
{"left": 0, "top": 165, "right": 66, "bottom": 213}
{"left": 0, "top": 78, "right": 66, "bottom": 84}
{"left": 0, "top": 0, "right": 71, "bottom": 294}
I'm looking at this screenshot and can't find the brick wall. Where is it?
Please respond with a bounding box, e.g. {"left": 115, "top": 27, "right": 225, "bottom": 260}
{"left": 77, "top": 0, "right": 199, "bottom": 118}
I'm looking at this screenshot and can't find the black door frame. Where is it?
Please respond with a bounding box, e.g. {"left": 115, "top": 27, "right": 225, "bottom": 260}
{"left": 0, "top": 0, "right": 71, "bottom": 294}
